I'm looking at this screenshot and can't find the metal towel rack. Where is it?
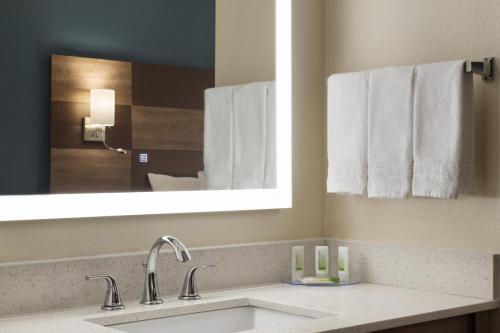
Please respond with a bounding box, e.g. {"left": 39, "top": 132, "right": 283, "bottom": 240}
{"left": 326, "top": 57, "right": 496, "bottom": 84}
{"left": 465, "top": 57, "right": 495, "bottom": 81}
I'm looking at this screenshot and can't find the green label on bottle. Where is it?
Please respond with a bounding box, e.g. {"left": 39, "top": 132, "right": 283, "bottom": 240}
{"left": 318, "top": 253, "right": 327, "bottom": 271}
{"left": 295, "top": 254, "right": 303, "bottom": 271}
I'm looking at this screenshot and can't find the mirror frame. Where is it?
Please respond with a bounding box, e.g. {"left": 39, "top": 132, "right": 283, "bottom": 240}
{"left": 0, "top": 0, "right": 291, "bottom": 221}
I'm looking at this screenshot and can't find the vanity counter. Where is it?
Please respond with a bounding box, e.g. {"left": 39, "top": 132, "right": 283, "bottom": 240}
{"left": 0, "top": 283, "right": 496, "bottom": 333}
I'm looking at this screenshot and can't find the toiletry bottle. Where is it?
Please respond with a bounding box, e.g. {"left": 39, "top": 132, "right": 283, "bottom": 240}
{"left": 315, "top": 246, "right": 329, "bottom": 278}
{"left": 338, "top": 246, "right": 350, "bottom": 283}
{"left": 292, "top": 246, "right": 304, "bottom": 281}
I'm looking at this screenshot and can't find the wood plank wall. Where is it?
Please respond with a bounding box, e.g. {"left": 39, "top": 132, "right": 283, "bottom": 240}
{"left": 50, "top": 54, "right": 214, "bottom": 193}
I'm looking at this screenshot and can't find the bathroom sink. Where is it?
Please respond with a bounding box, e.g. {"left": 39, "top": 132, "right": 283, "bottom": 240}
{"left": 109, "top": 306, "right": 314, "bottom": 333}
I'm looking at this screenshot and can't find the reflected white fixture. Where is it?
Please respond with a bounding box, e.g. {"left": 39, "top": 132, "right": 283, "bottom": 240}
{"left": 147, "top": 173, "right": 203, "bottom": 192}
{"left": 110, "top": 306, "right": 313, "bottom": 333}
{"left": 90, "top": 89, "right": 115, "bottom": 126}
{"left": 83, "top": 89, "right": 126, "bottom": 154}
{"left": 0, "top": 0, "right": 291, "bottom": 221}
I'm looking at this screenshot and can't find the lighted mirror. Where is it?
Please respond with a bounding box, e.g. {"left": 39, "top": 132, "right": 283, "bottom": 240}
{"left": 0, "top": 0, "right": 291, "bottom": 220}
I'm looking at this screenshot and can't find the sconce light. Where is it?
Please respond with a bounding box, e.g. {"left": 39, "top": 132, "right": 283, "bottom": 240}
{"left": 83, "top": 89, "right": 126, "bottom": 154}
{"left": 90, "top": 89, "right": 115, "bottom": 127}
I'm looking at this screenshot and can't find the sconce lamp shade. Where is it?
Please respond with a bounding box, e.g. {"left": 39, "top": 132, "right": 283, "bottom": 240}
{"left": 90, "top": 89, "right": 115, "bottom": 126}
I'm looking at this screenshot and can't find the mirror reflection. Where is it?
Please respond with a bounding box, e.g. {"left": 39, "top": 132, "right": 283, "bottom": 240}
{"left": 0, "top": 0, "right": 276, "bottom": 195}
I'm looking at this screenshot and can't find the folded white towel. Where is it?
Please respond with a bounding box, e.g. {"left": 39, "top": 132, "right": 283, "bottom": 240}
{"left": 204, "top": 86, "right": 234, "bottom": 190}
{"left": 412, "top": 60, "right": 474, "bottom": 198}
{"left": 327, "top": 71, "right": 369, "bottom": 194}
{"left": 264, "top": 81, "right": 277, "bottom": 189}
{"left": 368, "top": 66, "right": 415, "bottom": 198}
{"left": 233, "top": 82, "right": 268, "bottom": 189}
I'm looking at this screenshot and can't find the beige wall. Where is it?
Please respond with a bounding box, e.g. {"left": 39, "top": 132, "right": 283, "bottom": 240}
{"left": 0, "top": 0, "right": 326, "bottom": 263}
{"left": 9, "top": 0, "right": 497, "bottom": 264}
{"left": 324, "top": 0, "right": 500, "bottom": 253}
{"left": 215, "top": 0, "right": 275, "bottom": 86}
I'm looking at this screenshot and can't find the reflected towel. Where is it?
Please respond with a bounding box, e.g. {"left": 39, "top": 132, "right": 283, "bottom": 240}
{"left": 264, "top": 81, "right": 277, "bottom": 189}
{"left": 204, "top": 86, "right": 234, "bottom": 190}
{"left": 204, "top": 81, "right": 276, "bottom": 190}
{"left": 233, "top": 82, "right": 269, "bottom": 189}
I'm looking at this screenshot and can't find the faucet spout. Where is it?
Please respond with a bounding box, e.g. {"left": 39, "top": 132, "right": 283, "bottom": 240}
{"left": 141, "top": 235, "right": 191, "bottom": 305}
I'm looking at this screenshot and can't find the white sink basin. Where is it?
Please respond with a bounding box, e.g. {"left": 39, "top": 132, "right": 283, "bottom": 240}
{"left": 109, "top": 306, "right": 313, "bottom": 333}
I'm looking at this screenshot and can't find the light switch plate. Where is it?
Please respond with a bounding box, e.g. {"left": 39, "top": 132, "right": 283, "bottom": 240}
{"left": 139, "top": 153, "right": 148, "bottom": 163}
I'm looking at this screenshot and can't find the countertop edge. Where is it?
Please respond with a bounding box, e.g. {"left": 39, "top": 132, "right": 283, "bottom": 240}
{"left": 0, "top": 283, "right": 498, "bottom": 333}
{"left": 333, "top": 300, "right": 498, "bottom": 333}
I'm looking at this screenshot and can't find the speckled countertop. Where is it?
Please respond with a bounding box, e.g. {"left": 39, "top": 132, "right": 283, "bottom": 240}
{"left": 0, "top": 283, "right": 497, "bottom": 333}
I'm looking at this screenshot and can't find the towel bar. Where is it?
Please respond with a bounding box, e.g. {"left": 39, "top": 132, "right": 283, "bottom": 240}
{"left": 326, "top": 57, "right": 496, "bottom": 84}
{"left": 465, "top": 57, "right": 495, "bottom": 81}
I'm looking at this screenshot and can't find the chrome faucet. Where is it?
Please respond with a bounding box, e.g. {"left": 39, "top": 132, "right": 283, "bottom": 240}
{"left": 85, "top": 275, "right": 125, "bottom": 311}
{"left": 141, "top": 236, "right": 191, "bottom": 305}
{"left": 179, "top": 264, "right": 215, "bottom": 300}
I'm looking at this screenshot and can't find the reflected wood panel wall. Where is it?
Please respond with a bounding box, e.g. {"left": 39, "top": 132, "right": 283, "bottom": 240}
{"left": 51, "top": 55, "right": 132, "bottom": 105}
{"left": 130, "top": 62, "right": 213, "bottom": 191}
{"left": 132, "top": 63, "right": 213, "bottom": 109}
{"left": 50, "top": 148, "right": 131, "bottom": 193}
{"left": 131, "top": 106, "right": 203, "bottom": 151}
{"left": 50, "top": 54, "right": 214, "bottom": 193}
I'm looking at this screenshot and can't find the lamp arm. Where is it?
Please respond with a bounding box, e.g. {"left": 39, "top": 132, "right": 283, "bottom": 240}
{"left": 102, "top": 127, "right": 127, "bottom": 154}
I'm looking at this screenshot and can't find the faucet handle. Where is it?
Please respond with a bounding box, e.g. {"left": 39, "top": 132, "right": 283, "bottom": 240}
{"left": 85, "top": 275, "right": 125, "bottom": 311}
{"left": 179, "top": 265, "right": 216, "bottom": 300}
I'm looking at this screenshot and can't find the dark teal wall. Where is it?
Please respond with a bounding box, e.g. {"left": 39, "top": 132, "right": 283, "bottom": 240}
{"left": 0, "top": 0, "right": 215, "bottom": 194}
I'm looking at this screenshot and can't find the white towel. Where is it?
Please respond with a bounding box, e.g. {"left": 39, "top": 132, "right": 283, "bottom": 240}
{"left": 264, "top": 81, "right": 277, "bottom": 188}
{"left": 204, "top": 82, "right": 275, "bottom": 190}
{"left": 233, "top": 82, "right": 268, "bottom": 189}
{"left": 368, "top": 66, "right": 415, "bottom": 198}
{"left": 327, "top": 71, "right": 369, "bottom": 194}
{"left": 204, "top": 86, "right": 234, "bottom": 190}
{"left": 413, "top": 60, "right": 474, "bottom": 198}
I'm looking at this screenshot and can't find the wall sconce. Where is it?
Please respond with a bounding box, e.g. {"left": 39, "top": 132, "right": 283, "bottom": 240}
{"left": 83, "top": 89, "right": 126, "bottom": 154}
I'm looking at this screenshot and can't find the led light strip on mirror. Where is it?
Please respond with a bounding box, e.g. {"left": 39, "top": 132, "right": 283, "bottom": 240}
{"left": 0, "top": 0, "right": 292, "bottom": 221}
